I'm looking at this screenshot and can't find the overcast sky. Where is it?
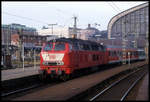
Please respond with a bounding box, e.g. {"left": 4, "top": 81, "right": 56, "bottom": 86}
{"left": 2, "top": 1, "right": 147, "bottom": 30}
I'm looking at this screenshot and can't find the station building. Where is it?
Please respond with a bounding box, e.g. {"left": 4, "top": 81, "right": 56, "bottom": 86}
{"left": 38, "top": 26, "right": 82, "bottom": 39}
{"left": 2, "top": 23, "right": 37, "bottom": 46}
{"left": 107, "top": 2, "right": 149, "bottom": 50}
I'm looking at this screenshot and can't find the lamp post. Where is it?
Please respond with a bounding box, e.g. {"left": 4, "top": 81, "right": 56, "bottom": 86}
{"left": 128, "top": 52, "right": 131, "bottom": 66}
{"left": 5, "top": 25, "right": 12, "bottom": 68}
{"left": 122, "top": 16, "right": 127, "bottom": 64}
{"left": 18, "top": 28, "right": 23, "bottom": 68}
{"left": 34, "top": 48, "right": 36, "bottom": 70}
{"left": 22, "top": 42, "right": 24, "bottom": 71}
{"left": 48, "top": 23, "right": 57, "bottom": 39}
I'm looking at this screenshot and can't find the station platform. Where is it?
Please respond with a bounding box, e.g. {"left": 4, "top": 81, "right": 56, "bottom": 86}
{"left": 1, "top": 66, "right": 40, "bottom": 81}
{"left": 136, "top": 73, "right": 149, "bottom": 100}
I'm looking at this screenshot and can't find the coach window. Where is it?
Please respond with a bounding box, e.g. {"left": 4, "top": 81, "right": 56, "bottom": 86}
{"left": 101, "top": 46, "right": 105, "bottom": 52}
{"left": 132, "top": 52, "right": 135, "bottom": 56}
{"left": 115, "top": 51, "right": 117, "bottom": 56}
{"left": 95, "top": 45, "right": 99, "bottom": 51}
{"left": 130, "top": 52, "right": 132, "bottom": 56}
{"left": 133, "top": 52, "right": 134, "bottom": 56}
{"left": 83, "top": 44, "right": 86, "bottom": 50}
{"left": 112, "top": 51, "right": 114, "bottom": 56}
{"left": 97, "top": 55, "right": 99, "bottom": 60}
{"left": 112, "top": 51, "right": 114, "bottom": 57}
{"left": 86, "top": 44, "right": 90, "bottom": 50}
{"left": 91, "top": 45, "right": 94, "bottom": 51}
{"left": 73, "top": 43, "right": 79, "bottom": 50}
{"left": 109, "top": 51, "right": 111, "bottom": 56}
{"left": 92, "top": 45, "right": 98, "bottom": 51}
{"left": 135, "top": 52, "right": 137, "bottom": 56}
{"left": 117, "top": 51, "right": 119, "bottom": 56}
{"left": 99, "top": 46, "right": 102, "bottom": 51}
{"left": 114, "top": 51, "right": 116, "bottom": 57}
{"left": 136, "top": 51, "right": 138, "bottom": 56}
{"left": 111, "top": 51, "right": 113, "bottom": 56}
{"left": 79, "top": 44, "right": 84, "bottom": 50}
{"left": 92, "top": 45, "right": 95, "bottom": 51}
{"left": 113, "top": 51, "right": 116, "bottom": 56}
{"left": 93, "top": 54, "right": 96, "bottom": 61}
{"left": 120, "top": 51, "right": 122, "bottom": 56}
{"left": 126, "top": 52, "right": 128, "bottom": 57}
{"left": 84, "top": 44, "right": 90, "bottom": 51}
{"left": 130, "top": 52, "right": 131, "bottom": 56}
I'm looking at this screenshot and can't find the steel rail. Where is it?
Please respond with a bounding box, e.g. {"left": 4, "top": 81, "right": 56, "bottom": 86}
{"left": 120, "top": 71, "right": 147, "bottom": 101}
{"left": 89, "top": 67, "right": 145, "bottom": 101}
{"left": 1, "top": 84, "right": 41, "bottom": 97}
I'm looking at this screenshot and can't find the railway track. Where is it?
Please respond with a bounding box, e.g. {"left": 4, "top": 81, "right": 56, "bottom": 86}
{"left": 2, "top": 64, "right": 117, "bottom": 99}
{"left": 1, "top": 84, "right": 41, "bottom": 97}
{"left": 89, "top": 65, "right": 148, "bottom": 101}
{"left": 1, "top": 80, "right": 61, "bottom": 100}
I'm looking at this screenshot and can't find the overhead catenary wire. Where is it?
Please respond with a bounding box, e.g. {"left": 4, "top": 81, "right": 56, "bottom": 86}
{"left": 3, "top": 11, "right": 49, "bottom": 25}
{"left": 2, "top": 11, "right": 68, "bottom": 29}
{"left": 3, "top": 11, "right": 76, "bottom": 31}
{"left": 106, "top": 2, "right": 120, "bottom": 13}
{"left": 111, "top": 2, "right": 122, "bottom": 12}
{"left": 52, "top": 6, "right": 78, "bottom": 28}
{"left": 53, "top": 6, "right": 73, "bottom": 16}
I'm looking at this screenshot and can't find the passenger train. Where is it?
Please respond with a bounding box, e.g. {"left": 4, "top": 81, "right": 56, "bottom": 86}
{"left": 39, "top": 38, "right": 146, "bottom": 81}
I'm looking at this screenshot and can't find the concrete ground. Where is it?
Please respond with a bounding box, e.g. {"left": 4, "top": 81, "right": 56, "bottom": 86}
{"left": 1, "top": 66, "right": 40, "bottom": 81}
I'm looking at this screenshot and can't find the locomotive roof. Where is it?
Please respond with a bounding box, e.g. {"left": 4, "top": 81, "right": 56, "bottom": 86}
{"left": 47, "top": 37, "right": 104, "bottom": 46}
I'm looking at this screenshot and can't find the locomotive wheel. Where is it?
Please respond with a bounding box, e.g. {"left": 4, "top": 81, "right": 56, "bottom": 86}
{"left": 39, "top": 71, "right": 48, "bottom": 82}
{"left": 60, "top": 74, "right": 70, "bottom": 81}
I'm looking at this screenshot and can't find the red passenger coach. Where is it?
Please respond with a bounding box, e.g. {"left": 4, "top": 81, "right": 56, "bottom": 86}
{"left": 125, "top": 48, "right": 138, "bottom": 62}
{"left": 106, "top": 45, "right": 122, "bottom": 64}
{"left": 106, "top": 45, "right": 139, "bottom": 64}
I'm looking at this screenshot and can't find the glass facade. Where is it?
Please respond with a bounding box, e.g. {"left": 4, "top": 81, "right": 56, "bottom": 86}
{"left": 109, "top": 3, "right": 149, "bottom": 49}
{"left": 111, "top": 6, "right": 148, "bottom": 39}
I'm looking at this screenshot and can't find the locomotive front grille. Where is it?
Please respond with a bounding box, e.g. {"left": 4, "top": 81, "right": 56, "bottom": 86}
{"left": 48, "top": 62, "right": 57, "bottom": 66}
{"left": 43, "top": 61, "right": 64, "bottom": 66}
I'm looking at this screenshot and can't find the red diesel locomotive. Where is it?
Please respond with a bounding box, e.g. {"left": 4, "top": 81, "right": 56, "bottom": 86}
{"left": 39, "top": 38, "right": 139, "bottom": 81}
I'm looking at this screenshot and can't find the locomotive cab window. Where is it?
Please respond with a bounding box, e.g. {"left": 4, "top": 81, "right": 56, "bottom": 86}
{"left": 54, "top": 42, "right": 65, "bottom": 51}
{"left": 43, "top": 43, "right": 53, "bottom": 51}
{"left": 69, "top": 44, "right": 73, "bottom": 51}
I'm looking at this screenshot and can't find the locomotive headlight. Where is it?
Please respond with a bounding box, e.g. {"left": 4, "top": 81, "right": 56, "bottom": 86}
{"left": 60, "top": 61, "right": 64, "bottom": 65}
{"left": 43, "top": 61, "right": 48, "bottom": 65}
{"left": 57, "top": 61, "right": 64, "bottom": 65}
